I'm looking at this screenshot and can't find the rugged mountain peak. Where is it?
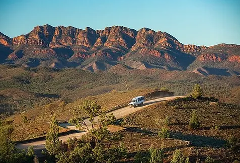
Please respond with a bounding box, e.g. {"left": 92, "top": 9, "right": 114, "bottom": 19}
{"left": 75, "top": 26, "right": 97, "bottom": 47}
{"left": 0, "top": 32, "right": 12, "bottom": 46}
{"left": 103, "top": 26, "right": 137, "bottom": 50}
{"left": 131, "top": 28, "right": 183, "bottom": 51}
{"left": 50, "top": 26, "right": 78, "bottom": 47}
{"left": 28, "top": 24, "right": 55, "bottom": 45}
{"left": 1, "top": 25, "right": 240, "bottom": 74}
{"left": 132, "top": 28, "right": 155, "bottom": 50}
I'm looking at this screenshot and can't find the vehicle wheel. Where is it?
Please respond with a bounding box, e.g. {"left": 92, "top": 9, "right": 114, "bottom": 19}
{"left": 140, "top": 102, "right": 143, "bottom": 106}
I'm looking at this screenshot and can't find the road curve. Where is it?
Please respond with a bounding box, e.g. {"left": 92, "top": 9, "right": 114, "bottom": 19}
{"left": 16, "top": 96, "right": 183, "bottom": 155}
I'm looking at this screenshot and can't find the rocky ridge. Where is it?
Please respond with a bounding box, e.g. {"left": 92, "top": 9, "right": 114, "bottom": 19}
{"left": 0, "top": 25, "right": 240, "bottom": 75}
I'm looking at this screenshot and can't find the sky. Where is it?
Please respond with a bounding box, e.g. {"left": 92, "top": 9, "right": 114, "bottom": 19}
{"left": 0, "top": 0, "right": 240, "bottom": 46}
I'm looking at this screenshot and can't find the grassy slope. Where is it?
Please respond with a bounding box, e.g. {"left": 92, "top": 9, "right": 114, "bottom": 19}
{"left": 8, "top": 89, "right": 154, "bottom": 141}
{"left": 0, "top": 64, "right": 240, "bottom": 143}
{"left": 120, "top": 97, "right": 240, "bottom": 162}
{"left": 1, "top": 65, "right": 240, "bottom": 116}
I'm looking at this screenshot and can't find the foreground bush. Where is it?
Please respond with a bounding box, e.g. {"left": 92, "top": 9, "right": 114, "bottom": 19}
{"left": 189, "top": 110, "right": 200, "bottom": 129}
{"left": 170, "top": 149, "right": 189, "bottom": 163}
{"left": 0, "top": 122, "right": 35, "bottom": 163}
{"left": 149, "top": 147, "right": 164, "bottom": 163}
{"left": 158, "top": 127, "right": 170, "bottom": 139}
{"left": 49, "top": 101, "right": 126, "bottom": 163}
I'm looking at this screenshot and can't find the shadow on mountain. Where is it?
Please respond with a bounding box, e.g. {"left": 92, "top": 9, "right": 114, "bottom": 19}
{"left": 175, "top": 52, "right": 196, "bottom": 70}
{"left": 53, "top": 47, "right": 74, "bottom": 59}
{"left": 0, "top": 44, "right": 13, "bottom": 63}
{"left": 25, "top": 58, "right": 40, "bottom": 67}
{"left": 205, "top": 67, "right": 232, "bottom": 76}
{"left": 193, "top": 66, "right": 240, "bottom": 76}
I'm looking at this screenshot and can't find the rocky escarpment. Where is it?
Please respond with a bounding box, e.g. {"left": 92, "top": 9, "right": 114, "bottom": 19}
{"left": 0, "top": 25, "right": 240, "bottom": 74}
{"left": 0, "top": 32, "right": 13, "bottom": 62}
{"left": 187, "top": 44, "right": 240, "bottom": 74}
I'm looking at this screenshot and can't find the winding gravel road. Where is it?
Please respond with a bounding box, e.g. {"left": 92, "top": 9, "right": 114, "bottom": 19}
{"left": 16, "top": 96, "right": 183, "bottom": 155}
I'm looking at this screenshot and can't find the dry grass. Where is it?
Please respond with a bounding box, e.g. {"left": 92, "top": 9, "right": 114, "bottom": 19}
{"left": 120, "top": 97, "right": 240, "bottom": 162}
{"left": 8, "top": 88, "right": 154, "bottom": 141}
{"left": 107, "top": 125, "right": 125, "bottom": 133}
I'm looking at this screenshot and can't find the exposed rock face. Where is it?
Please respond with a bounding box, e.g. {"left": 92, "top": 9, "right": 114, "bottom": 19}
{"left": 188, "top": 44, "right": 240, "bottom": 73}
{"left": 0, "top": 25, "right": 240, "bottom": 74}
{"left": 0, "top": 32, "right": 12, "bottom": 46}
{"left": 8, "top": 51, "right": 23, "bottom": 60}
{"left": 198, "top": 53, "right": 226, "bottom": 62}
{"left": 182, "top": 44, "right": 207, "bottom": 55}
{"left": 103, "top": 26, "right": 136, "bottom": 50}
{"left": 0, "top": 33, "right": 13, "bottom": 62}
{"left": 228, "top": 55, "right": 240, "bottom": 63}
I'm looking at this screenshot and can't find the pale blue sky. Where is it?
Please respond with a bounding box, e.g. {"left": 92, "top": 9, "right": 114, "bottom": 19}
{"left": 0, "top": 0, "right": 239, "bottom": 46}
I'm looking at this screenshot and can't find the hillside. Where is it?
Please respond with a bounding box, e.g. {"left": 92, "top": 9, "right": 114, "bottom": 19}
{"left": 1, "top": 65, "right": 240, "bottom": 119}
{"left": 121, "top": 97, "right": 240, "bottom": 162}
{"left": 7, "top": 95, "right": 240, "bottom": 162}
{"left": 0, "top": 25, "right": 240, "bottom": 74}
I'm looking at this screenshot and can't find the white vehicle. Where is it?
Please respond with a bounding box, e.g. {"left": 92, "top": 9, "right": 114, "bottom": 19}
{"left": 129, "top": 96, "right": 145, "bottom": 107}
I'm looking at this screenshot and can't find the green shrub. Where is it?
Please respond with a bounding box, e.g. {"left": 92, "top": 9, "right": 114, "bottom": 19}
{"left": 57, "top": 102, "right": 125, "bottom": 163}
{"left": 0, "top": 123, "right": 35, "bottom": 163}
{"left": 189, "top": 110, "right": 200, "bottom": 129}
{"left": 170, "top": 149, "right": 184, "bottom": 163}
{"left": 163, "top": 116, "right": 170, "bottom": 126}
{"left": 149, "top": 147, "right": 164, "bottom": 163}
{"left": 45, "top": 115, "right": 61, "bottom": 156}
{"left": 104, "top": 143, "right": 127, "bottom": 163}
{"left": 160, "top": 87, "right": 169, "bottom": 92}
{"left": 191, "top": 84, "right": 203, "bottom": 99}
{"left": 158, "top": 127, "right": 170, "bottom": 139}
{"left": 205, "top": 156, "right": 215, "bottom": 163}
{"left": 185, "top": 157, "right": 190, "bottom": 163}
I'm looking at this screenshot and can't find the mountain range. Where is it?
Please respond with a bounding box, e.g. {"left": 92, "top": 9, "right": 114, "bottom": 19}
{"left": 0, "top": 24, "right": 240, "bottom": 76}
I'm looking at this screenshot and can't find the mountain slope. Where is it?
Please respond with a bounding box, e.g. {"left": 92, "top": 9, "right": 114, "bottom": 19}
{"left": 0, "top": 25, "right": 240, "bottom": 74}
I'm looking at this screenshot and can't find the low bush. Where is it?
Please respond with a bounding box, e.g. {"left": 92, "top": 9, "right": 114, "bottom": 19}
{"left": 158, "top": 127, "right": 170, "bottom": 139}
{"left": 189, "top": 110, "right": 200, "bottom": 130}
{"left": 170, "top": 149, "right": 185, "bottom": 163}
{"left": 149, "top": 147, "right": 164, "bottom": 163}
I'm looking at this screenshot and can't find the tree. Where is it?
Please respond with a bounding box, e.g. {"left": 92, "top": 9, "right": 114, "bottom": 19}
{"left": 158, "top": 127, "right": 170, "bottom": 139}
{"left": 170, "top": 149, "right": 184, "bottom": 163}
{"left": 191, "top": 84, "right": 203, "bottom": 99}
{"left": 70, "top": 100, "right": 102, "bottom": 130}
{"left": 189, "top": 110, "right": 200, "bottom": 129}
{"left": 81, "top": 100, "right": 101, "bottom": 128}
{"left": 149, "top": 147, "right": 164, "bottom": 163}
{"left": 0, "top": 124, "right": 15, "bottom": 162}
{"left": 0, "top": 122, "right": 35, "bottom": 163}
{"left": 57, "top": 101, "right": 126, "bottom": 163}
{"left": 45, "top": 115, "right": 61, "bottom": 157}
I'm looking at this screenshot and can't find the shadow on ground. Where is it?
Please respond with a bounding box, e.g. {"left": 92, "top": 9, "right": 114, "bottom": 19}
{"left": 171, "top": 131, "right": 226, "bottom": 148}
{"left": 123, "top": 127, "right": 227, "bottom": 148}
{"left": 125, "top": 127, "right": 154, "bottom": 135}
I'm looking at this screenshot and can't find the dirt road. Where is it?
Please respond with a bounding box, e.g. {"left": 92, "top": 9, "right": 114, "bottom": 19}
{"left": 16, "top": 96, "right": 183, "bottom": 155}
